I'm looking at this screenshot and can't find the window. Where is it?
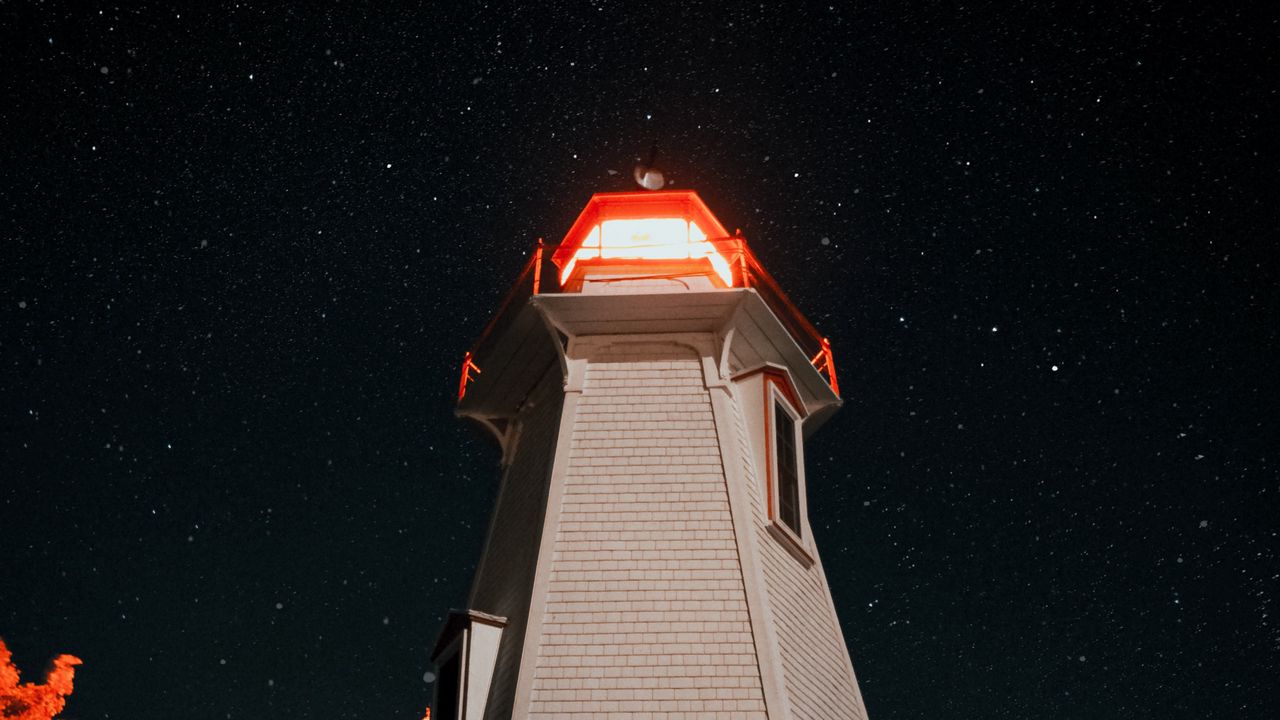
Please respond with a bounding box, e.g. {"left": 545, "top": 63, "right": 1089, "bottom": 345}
{"left": 736, "top": 366, "right": 813, "bottom": 563}
{"left": 433, "top": 648, "right": 461, "bottom": 720}
{"left": 428, "top": 610, "right": 505, "bottom": 720}
{"left": 773, "top": 400, "right": 801, "bottom": 537}
{"left": 760, "top": 371, "right": 813, "bottom": 564}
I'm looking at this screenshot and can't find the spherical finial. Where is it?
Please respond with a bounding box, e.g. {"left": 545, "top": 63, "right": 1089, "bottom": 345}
{"left": 633, "top": 144, "right": 664, "bottom": 190}
{"left": 634, "top": 165, "right": 664, "bottom": 190}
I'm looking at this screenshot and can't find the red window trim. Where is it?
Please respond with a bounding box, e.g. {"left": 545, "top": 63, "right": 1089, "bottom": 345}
{"left": 736, "top": 366, "right": 815, "bottom": 566}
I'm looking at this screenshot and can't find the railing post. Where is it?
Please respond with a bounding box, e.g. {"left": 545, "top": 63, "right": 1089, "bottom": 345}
{"left": 822, "top": 337, "right": 839, "bottom": 396}
{"left": 458, "top": 351, "right": 481, "bottom": 402}
{"left": 734, "top": 231, "right": 750, "bottom": 288}
{"left": 533, "top": 238, "right": 544, "bottom": 295}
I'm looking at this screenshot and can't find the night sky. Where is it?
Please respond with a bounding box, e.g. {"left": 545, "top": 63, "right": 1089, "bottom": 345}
{"left": 3, "top": 3, "right": 1276, "bottom": 719}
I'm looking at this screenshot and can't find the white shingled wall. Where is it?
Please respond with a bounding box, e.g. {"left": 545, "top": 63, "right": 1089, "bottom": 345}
{"left": 528, "top": 339, "right": 768, "bottom": 719}
{"left": 730, "top": 376, "right": 867, "bottom": 720}
{"left": 467, "top": 369, "right": 565, "bottom": 720}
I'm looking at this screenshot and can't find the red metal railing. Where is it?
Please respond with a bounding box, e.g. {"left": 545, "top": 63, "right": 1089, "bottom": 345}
{"left": 457, "top": 241, "right": 553, "bottom": 401}
{"left": 457, "top": 236, "right": 840, "bottom": 400}
{"left": 718, "top": 235, "right": 841, "bottom": 396}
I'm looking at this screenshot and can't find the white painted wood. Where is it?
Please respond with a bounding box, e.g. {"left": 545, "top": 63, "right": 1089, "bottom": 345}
{"left": 465, "top": 621, "right": 504, "bottom": 720}
{"left": 449, "top": 273, "right": 865, "bottom": 718}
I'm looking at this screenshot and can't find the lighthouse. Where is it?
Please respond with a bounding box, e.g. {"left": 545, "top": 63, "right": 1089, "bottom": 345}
{"left": 432, "top": 190, "right": 869, "bottom": 719}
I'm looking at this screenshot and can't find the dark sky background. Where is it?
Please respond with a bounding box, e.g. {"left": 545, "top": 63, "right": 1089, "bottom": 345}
{"left": 2, "top": 2, "right": 1276, "bottom": 719}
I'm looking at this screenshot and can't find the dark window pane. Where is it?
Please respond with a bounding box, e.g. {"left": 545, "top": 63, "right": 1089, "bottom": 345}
{"left": 435, "top": 649, "right": 461, "bottom": 720}
{"left": 775, "top": 402, "right": 801, "bottom": 536}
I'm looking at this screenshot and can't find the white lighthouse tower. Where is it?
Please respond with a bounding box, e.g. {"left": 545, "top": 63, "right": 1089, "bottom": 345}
{"left": 432, "top": 190, "right": 869, "bottom": 720}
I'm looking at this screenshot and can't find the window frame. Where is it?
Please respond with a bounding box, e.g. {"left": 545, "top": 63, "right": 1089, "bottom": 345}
{"left": 762, "top": 373, "right": 814, "bottom": 565}
{"left": 428, "top": 609, "right": 506, "bottom": 720}
{"left": 772, "top": 395, "right": 802, "bottom": 535}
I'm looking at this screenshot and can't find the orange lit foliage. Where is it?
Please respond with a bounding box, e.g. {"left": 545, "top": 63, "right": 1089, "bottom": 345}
{"left": 0, "top": 638, "right": 82, "bottom": 720}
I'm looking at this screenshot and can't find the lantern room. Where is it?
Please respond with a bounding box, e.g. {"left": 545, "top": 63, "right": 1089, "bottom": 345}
{"left": 551, "top": 190, "right": 739, "bottom": 292}
{"left": 456, "top": 189, "right": 841, "bottom": 411}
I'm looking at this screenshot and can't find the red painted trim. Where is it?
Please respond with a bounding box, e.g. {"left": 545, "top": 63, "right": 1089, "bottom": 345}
{"left": 735, "top": 366, "right": 807, "bottom": 419}
{"left": 763, "top": 374, "right": 775, "bottom": 521}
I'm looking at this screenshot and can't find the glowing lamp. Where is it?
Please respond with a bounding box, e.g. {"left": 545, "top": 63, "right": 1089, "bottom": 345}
{"left": 551, "top": 191, "right": 736, "bottom": 290}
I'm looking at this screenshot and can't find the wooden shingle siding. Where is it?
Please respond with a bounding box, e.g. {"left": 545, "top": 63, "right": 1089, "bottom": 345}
{"left": 528, "top": 341, "right": 768, "bottom": 719}
{"left": 467, "top": 369, "right": 565, "bottom": 720}
{"left": 730, "top": 384, "right": 867, "bottom": 720}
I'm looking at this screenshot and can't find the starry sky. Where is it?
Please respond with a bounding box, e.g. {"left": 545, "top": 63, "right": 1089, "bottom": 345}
{"left": 2, "top": 2, "right": 1276, "bottom": 719}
